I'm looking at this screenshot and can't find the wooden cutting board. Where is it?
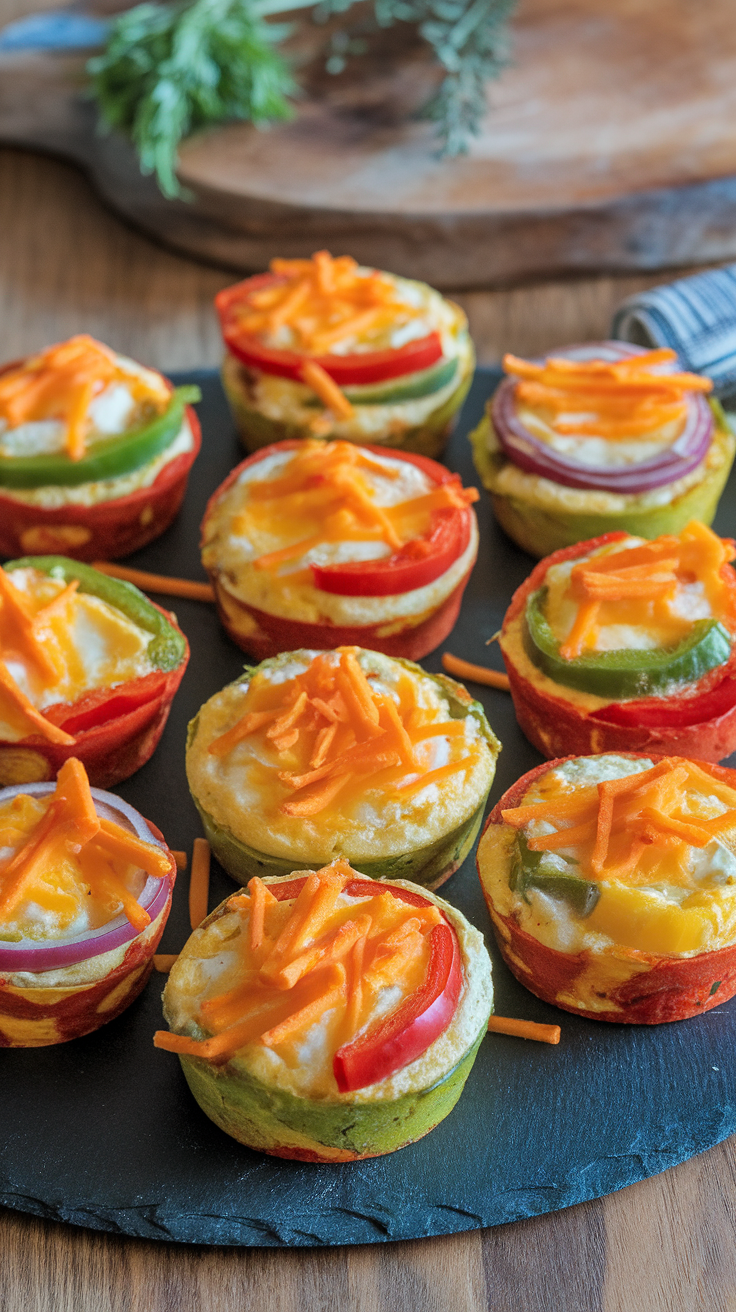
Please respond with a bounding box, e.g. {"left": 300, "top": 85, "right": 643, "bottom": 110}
{"left": 2, "top": 0, "right": 736, "bottom": 287}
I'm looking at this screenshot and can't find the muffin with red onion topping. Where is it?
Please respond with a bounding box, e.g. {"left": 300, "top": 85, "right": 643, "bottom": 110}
{"left": 470, "top": 342, "right": 733, "bottom": 558}
{"left": 0, "top": 758, "right": 175, "bottom": 1047}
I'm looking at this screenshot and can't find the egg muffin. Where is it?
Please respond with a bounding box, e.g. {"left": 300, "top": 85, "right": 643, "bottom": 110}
{"left": 200, "top": 438, "right": 479, "bottom": 662}
{"left": 216, "top": 252, "right": 474, "bottom": 459}
{"left": 0, "top": 758, "right": 175, "bottom": 1047}
{"left": 155, "top": 860, "right": 492, "bottom": 1160}
{"left": 186, "top": 646, "right": 499, "bottom": 890}
{"left": 499, "top": 520, "right": 736, "bottom": 763}
{"left": 470, "top": 343, "right": 733, "bottom": 559}
{"left": 0, "top": 334, "right": 200, "bottom": 560}
{"left": 478, "top": 752, "right": 736, "bottom": 1023}
{"left": 0, "top": 555, "right": 188, "bottom": 788}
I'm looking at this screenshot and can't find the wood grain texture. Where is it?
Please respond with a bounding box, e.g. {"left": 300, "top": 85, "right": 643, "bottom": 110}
{"left": 2, "top": 142, "right": 736, "bottom": 1311}
{"left": 4, "top": 0, "right": 736, "bottom": 284}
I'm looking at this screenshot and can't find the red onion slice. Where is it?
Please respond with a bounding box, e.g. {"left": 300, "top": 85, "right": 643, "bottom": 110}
{"left": 0, "top": 783, "right": 173, "bottom": 974}
{"left": 492, "top": 341, "right": 715, "bottom": 495}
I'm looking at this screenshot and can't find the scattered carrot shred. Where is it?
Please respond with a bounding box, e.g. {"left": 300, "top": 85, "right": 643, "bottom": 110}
{"left": 189, "top": 838, "right": 211, "bottom": 930}
{"left": 504, "top": 348, "right": 712, "bottom": 445}
{"left": 0, "top": 757, "right": 171, "bottom": 928}
{"left": 92, "top": 562, "right": 215, "bottom": 602}
{"left": 488, "top": 1016, "right": 561, "bottom": 1044}
{"left": 441, "top": 653, "right": 510, "bottom": 691}
{"left": 206, "top": 647, "right": 475, "bottom": 819}
{"left": 504, "top": 756, "right": 736, "bottom": 886}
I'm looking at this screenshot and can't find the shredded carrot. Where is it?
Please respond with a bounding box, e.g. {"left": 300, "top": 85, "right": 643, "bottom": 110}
{"left": 260, "top": 967, "right": 347, "bottom": 1047}
{"left": 441, "top": 653, "right": 510, "bottom": 691}
{"left": 300, "top": 360, "right": 354, "bottom": 419}
{"left": 172, "top": 850, "right": 187, "bottom": 870}
{"left": 504, "top": 348, "right": 711, "bottom": 445}
{"left": 488, "top": 1016, "right": 561, "bottom": 1044}
{"left": 155, "top": 860, "right": 446, "bottom": 1066}
{"left": 0, "top": 757, "right": 168, "bottom": 928}
{"left": 556, "top": 522, "right": 736, "bottom": 660}
{"left": 92, "top": 562, "right": 215, "bottom": 602}
{"left": 189, "top": 838, "right": 211, "bottom": 929}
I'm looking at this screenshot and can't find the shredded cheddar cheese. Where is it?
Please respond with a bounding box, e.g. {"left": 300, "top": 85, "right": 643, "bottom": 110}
{"left": 502, "top": 756, "right": 736, "bottom": 887}
{"left": 207, "top": 646, "right": 478, "bottom": 818}
{"left": 556, "top": 521, "right": 736, "bottom": 660}
{"left": 233, "top": 439, "right": 477, "bottom": 576}
{"left": 0, "top": 757, "right": 170, "bottom": 934}
{"left": 153, "top": 859, "right": 441, "bottom": 1062}
{"left": 0, "top": 567, "right": 155, "bottom": 745}
{"left": 504, "top": 348, "right": 712, "bottom": 442}
{"left": 234, "top": 252, "right": 427, "bottom": 356}
{"left": 0, "top": 335, "right": 169, "bottom": 461}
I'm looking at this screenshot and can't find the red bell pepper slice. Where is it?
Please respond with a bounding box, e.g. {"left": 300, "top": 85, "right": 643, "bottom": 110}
{"left": 592, "top": 662, "right": 736, "bottom": 729}
{"left": 43, "top": 670, "right": 171, "bottom": 736}
{"left": 262, "top": 875, "right": 463, "bottom": 1091}
{"left": 215, "top": 275, "right": 444, "bottom": 386}
{"left": 333, "top": 920, "right": 462, "bottom": 1092}
{"left": 313, "top": 503, "right": 472, "bottom": 597}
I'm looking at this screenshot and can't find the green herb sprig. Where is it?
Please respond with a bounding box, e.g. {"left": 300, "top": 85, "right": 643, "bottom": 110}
{"left": 88, "top": 0, "right": 297, "bottom": 198}
{"left": 88, "top": 0, "right": 515, "bottom": 198}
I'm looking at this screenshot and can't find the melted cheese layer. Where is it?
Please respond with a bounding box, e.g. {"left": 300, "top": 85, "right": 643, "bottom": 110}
{"left": 203, "top": 445, "right": 478, "bottom": 626}
{"left": 482, "top": 754, "right": 736, "bottom": 958}
{"left": 0, "top": 567, "right": 155, "bottom": 739}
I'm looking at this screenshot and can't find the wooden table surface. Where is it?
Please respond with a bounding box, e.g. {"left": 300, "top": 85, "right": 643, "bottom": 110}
{"left": 2, "top": 144, "right": 736, "bottom": 1312}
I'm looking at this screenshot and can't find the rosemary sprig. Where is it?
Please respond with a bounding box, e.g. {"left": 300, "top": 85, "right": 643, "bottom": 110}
{"left": 88, "top": 0, "right": 516, "bottom": 198}
{"left": 88, "top": 0, "right": 297, "bottom": 198}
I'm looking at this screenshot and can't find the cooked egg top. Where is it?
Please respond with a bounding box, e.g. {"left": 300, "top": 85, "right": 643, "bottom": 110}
{"left": 0, "top": 567, "right": 156, "bottom": 742}
{"left": 162, "top": 866, "right": 492, "bottom": 1101}
{"left": 540, "top": 521, "right": 736, "bottom": 657}
{"left": 0, "top": 336, "right": 170, "bottom": 461}
{"left": 487, "top": 753, "right": 736, "bottom": 957}
{"left": 186, "top": 647, "right": 496, "bottom": 863}
{"left": 0, "top": 760, "right": 171, "bottom": 944}
{"left": 202, "top": 439, "right": 479, "bottom": 625}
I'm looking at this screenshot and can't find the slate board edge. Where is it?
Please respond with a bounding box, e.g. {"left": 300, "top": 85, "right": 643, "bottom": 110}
{"left": 2, "top": 1098, "right": 736, "bottom": 1247}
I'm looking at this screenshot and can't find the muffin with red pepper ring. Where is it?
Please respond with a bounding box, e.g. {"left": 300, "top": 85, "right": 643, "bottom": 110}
{"left": 201, "top": 437, "right": 479, "bottom": 663}
{"left": 154, "top": 859, "right": 492, "bottom": 1160}
{"left": 499, "top": 520, "right": 736, "bottom": 763}
{"left": 477, "top": 752, "right": 736, "bottom": 1024}
{"left": 0, "top": 334, "right": 201, "bottom": 561}
{"left": 0, "top": 555, "right": 188, "bottom": 789}
{"left": 0, "top": 757, "right": 176, "bottom": 1047}
{"left": 216, "top": 252, "right": 474, "bottom": 459}
{"left": 470, "top": 342, "right": 734, "bottom": 559}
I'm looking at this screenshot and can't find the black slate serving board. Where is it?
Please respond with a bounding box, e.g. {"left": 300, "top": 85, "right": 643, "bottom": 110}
{"left": 1, "top": 368, "right": 735, "bottom": 1247}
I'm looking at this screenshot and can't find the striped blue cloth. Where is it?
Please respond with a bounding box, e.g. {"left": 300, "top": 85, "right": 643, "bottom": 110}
{"left": 612, "top": 266, "right": 736, "bottom": 397}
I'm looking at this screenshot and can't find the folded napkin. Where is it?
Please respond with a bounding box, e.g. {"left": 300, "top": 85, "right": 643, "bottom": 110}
{"left": 612, "top": 266, "right": 736, "bottom": 397}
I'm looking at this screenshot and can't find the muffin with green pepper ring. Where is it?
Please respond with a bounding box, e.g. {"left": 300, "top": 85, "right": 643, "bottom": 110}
{"left": 0, "top": 555, "right": 188, "bottom": 788}
{"left": 216, "top": 252, "right": 474, "bottom": 459}
{"left": 186, "top": 646, "right": 499, "bottom": 890}
{"left": 154, "top": 859, "right": 492, "bottom": 1160}
{"left": 0, "top": 334, "right": 200, "bottom": 560}
{"left": 499, "top": 520, "right": 736, "bottom": 763}
{"left": 478, "top": 752, "right": 736, "bottom": 1023}
{"left": 470, "top": 342, "right": 733, "bottom": 559}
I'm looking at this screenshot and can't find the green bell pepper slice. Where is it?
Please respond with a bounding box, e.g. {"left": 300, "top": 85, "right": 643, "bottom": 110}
{"left": 510, "top": 833, "right": 600, "bottom": 918}
{"left": 523, "top": 585, "right": 733, "bottom": 699}
{"left": 0, "top": 386, "right": 200, "bottom": 489}
{"left": 5, "top": 555, "right": 187, "bottom": 672}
